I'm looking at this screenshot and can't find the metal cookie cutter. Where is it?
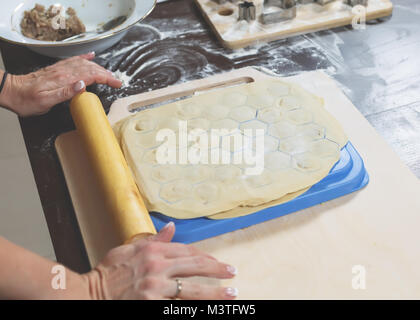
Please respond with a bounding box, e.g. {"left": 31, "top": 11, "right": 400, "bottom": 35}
{"left": 261, "top": 0, "right": 297, "bottom": 25}
{"left": 238, "top": 1, "right": 257, "bottom": 22}
{"left": 346, "top": 0, "right": 368, "bottom": 6}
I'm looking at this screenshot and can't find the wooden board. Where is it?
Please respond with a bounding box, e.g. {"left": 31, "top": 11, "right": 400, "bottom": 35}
{"left": 55, "top": 68, "right": 420, "bottom": 298}
{"left": 194, "top": 0, "right": 393, "bottom": 49}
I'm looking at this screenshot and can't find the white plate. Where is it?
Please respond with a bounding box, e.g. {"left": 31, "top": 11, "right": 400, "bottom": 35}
{"left": 0, "top": 0, "right": 156, "bottom": 58}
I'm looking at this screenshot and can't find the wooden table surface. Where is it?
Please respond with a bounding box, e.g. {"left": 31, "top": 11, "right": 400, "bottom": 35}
{"left": 1, "top": 0, "right": 419, "bottom": 274}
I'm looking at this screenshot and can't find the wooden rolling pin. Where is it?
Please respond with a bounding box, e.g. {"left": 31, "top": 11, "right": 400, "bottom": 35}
{"left": 70, "top": 92, "right": 156, "bottom": 244}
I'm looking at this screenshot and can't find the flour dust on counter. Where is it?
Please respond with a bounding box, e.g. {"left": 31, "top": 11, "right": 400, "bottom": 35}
{"left": 94, "top": 21, "right": 337, "bottom": 106}
{"left": 94, "top": 3, "right": 420, "bottom": 119}
{"left": 92, "top": 1, "right": 420, "bottom": 178}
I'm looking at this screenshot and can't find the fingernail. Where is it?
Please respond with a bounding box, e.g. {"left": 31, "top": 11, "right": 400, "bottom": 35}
{"left": 162, "top": 221, "right": 174, "bottom": 230}
{"left": 89, "top": 51, "right": 95, "bottom": 57}
{"left": 74, "top": 80, "right": 85, "bottom": 92}
{"left": 227, "top": 265, "right": 237, "bottom": 276}
{"left": 225, "top": 287, "right": 238, "bottom": 298}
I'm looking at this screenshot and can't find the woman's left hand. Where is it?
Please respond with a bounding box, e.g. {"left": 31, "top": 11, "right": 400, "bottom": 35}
{"left": 1, "top": 52, "right": 122, "bottom": 117}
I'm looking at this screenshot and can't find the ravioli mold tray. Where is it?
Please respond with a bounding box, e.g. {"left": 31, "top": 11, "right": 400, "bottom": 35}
{"left": 151, "top": 141, "right": 369, "bottom": 243}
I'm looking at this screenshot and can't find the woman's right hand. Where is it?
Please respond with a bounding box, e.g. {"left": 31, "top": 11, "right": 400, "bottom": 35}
{"left": 83, "top": 222, "right": 238, "bottom": 300}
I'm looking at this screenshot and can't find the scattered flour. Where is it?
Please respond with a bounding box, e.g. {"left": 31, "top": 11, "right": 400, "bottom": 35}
{"left": 113, "top": 70, "right": 132, "bottom": 87}
{"left": 94, "top": 10, "right": 353, "bottom": 104}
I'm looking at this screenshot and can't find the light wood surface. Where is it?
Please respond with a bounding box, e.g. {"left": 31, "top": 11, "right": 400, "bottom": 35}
{"left": 194, "top": 0, "right": 393, "bottom": 49}
{"left": 56, "top": 68, "right": 420, "bottom": 298}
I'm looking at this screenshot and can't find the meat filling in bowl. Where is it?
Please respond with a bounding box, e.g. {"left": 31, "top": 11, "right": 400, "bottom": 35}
{"left": 20, "top": 4, "right": 86, "bottom": 41}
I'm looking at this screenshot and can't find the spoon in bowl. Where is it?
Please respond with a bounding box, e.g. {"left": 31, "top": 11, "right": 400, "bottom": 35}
{"left": 62, "top": 15, "right": 127, "bottom": 42}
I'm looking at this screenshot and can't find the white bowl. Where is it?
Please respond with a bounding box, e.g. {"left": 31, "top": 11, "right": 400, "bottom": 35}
{"left": 0, "top": 0, "right": 156, "bottom": 58}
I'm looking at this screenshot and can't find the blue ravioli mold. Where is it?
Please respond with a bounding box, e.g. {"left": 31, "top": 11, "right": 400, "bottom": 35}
{"left": 150, "top": 142, "right": 369, "bottom": 243}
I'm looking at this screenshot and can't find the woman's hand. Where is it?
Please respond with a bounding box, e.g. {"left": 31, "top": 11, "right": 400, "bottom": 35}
{"left": 1, "top": 52, "right": 122, "bottom": 117}
{"left": 83, "top": 222, "right": 238, "bottom": 300}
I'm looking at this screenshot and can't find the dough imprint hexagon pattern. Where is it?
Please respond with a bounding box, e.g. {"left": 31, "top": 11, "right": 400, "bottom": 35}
{"left": 114, "top": 79, "right": 348, "bottom": 219}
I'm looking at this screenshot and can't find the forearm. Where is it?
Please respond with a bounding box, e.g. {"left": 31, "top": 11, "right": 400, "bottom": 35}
{"left": 0, "top": 236, "right": 91, "bottom": 299}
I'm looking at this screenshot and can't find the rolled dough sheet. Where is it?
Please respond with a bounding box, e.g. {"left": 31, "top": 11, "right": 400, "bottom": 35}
{"left": 114, "top": 79, "right": 348, "bottom": 219}
{"left": 208, "top": 187, "right": 310, "bottom": 220}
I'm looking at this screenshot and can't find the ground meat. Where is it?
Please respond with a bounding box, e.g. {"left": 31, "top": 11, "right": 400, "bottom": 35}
{"left": 20, "top": 4, "right": 86, "bottom": 41}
